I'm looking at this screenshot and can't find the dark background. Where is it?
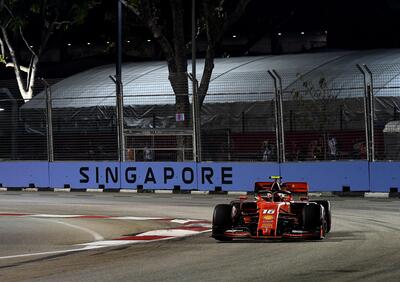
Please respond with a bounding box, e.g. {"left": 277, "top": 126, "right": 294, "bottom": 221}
{"left": 2, "top": 0, "right": 400, "bottom": 79}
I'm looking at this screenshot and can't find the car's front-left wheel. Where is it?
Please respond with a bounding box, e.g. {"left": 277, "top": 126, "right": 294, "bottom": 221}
{"left": 212, "top": 204, "right": 233, "bottom": 241}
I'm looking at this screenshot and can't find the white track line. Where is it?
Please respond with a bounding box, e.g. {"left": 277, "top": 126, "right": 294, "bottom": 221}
{"left": 110, "top": 216, "right": 164, "bottom": 220}
{"left": 0, "top": 214, "right": 211, "bottom": 260}
{"left": 31, "top": 214, "right": 84, "bottom": 218}
{"left": 170, "top": 219, "right": 201, "bottom": 224}
{"left": 0, "top": 246, "right": 101, "bottom": 260}
{"left": 51, "top": 220, "right": 104, "bottom": 241}
{"left": 138, "top": 229, "right": 200, "bottom": 237}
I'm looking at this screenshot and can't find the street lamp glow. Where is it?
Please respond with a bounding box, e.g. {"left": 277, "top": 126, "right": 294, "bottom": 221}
{"left": 147, "top": 39, "right": 151, "bottom": 42}
{"left": 232, "top": 35, "right": 237, "bottom": 38}
{"left": 126, "top": 40, "right": 131, "bottom": 43}
{"left": 278, "top": 32, "right": 282, "bottom": 36}
{"left": 301, "top": 31, "right": 305, "bottom": 35}
{"left": 0, "top": 108, "right": 4, "bottom": 112}
{"left": 87, "top": 42, "right": 91, "bottom": 45}
{"left": 67, "top": 43, "right": 71, "bottom": 46}
{"left": 106, "top": 41, "right": 110, "bottom": 44}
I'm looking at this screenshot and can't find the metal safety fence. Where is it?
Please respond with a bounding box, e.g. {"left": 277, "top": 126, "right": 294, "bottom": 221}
{"left": 1, "top": 63, "right": 400, "bottom": 162}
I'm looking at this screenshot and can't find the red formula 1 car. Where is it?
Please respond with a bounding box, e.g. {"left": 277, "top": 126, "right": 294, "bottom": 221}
{"left": 212, "top": 176, "right": 331, "bottom": 241}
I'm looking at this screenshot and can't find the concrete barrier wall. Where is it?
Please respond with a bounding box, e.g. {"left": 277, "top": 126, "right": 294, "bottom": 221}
{"left": 0, "top": 161, "right": 398, "bottom": 191}
{"left": 369, "top": 162, "right": 400, "bottom": 192}
{"left": 0, "top": 162, "right": 49, "bottom": 188}
{"left": 281, "top": 161, "right": 370, "bottom": 191}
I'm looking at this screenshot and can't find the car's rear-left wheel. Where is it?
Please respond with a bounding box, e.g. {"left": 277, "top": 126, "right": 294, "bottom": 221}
{"left": 303, "top": 203, "right": 327, "bottom": 240}
{"left": 314, "top": 200, "right": 331, "bottom": 233}
{"left": 212, "top": 204, "right": 233, "bottom": 241}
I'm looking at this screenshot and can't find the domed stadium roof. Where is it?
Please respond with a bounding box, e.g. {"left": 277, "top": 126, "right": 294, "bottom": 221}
{"left": 24, "top": 49, "right": 400, "bottom": 109}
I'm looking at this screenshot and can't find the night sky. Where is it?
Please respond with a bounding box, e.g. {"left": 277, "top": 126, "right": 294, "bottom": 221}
{"left": 241, "top": 0, "right": 400, "bottom": 48}
{"left": 59, "top": 0, "right": 400, "bottom": 49}
{"left": 2, "top": 0, "right": 400, "bottom": 79}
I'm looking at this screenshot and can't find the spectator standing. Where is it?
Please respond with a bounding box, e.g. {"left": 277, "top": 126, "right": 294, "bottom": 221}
{"left": 143, "top": 145, "right": 153, "bottom": 161}
{"left": 262, "top": 141, "right": 272, "bottom": 161}
{"left": 328, "top": 136, "right": 337, "bottom": 160}
{"left": 290, "top": 141, "right": 300, "bottom": 161}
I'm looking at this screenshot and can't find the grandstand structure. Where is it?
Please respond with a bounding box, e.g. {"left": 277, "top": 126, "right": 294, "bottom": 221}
{"left": 3, "top": 49, "right": 400, "bottom": 161}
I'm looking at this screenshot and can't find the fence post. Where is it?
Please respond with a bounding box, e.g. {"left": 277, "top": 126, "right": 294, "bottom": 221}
{"left": 188, "top": 73, "right": 201, "bottom": 162}
{"left": 268, "top": 70, "right": 285, "bottom": 163}
{"left": 356, "top": 64, "right": 374, "bottom": 162}
{"left": 110, "top": 75, "right": 125, "bottom": 162}
{"left": 40, "top": 79, "right": 54, "bottom": 162}
{"left": 364, "top": 65, "right": 375, "bottom": 162}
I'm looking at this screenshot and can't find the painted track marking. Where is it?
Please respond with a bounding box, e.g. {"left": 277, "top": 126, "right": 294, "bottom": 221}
{"left": 51, "top": 220, "right": 105, "bottom": 241}
{"left": 0, "top": 213, "right": 211, "bottom": 260}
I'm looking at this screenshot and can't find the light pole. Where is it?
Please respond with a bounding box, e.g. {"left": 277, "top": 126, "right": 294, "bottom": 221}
{"left": 39, "top": 79, "right": 54, "bottom": 162}
{"left": 114, "top": 0, "right": 125, "bottom": 162}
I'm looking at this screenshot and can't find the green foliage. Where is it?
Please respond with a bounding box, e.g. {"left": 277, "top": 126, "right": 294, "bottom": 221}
{"left": 127, "top": 0, "right": 141, "bottom": 11}
{"left": 29, "top": 2, "right": 41, "bottom": 14}
{"left": 1, "top": 0, "right": 99, "bottom": 30}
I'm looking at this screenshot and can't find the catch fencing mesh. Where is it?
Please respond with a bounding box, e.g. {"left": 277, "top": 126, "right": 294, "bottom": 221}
{"left": 1, "top": 63, "right": 400, "bottom": 162}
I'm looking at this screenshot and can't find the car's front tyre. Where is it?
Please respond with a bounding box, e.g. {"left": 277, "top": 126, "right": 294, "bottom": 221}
{"left": 212, "top": 204, "right": 233, "bottom": 241}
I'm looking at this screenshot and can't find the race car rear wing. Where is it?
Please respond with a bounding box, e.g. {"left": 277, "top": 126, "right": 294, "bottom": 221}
{"left": 254, "top": 181, "right": 309, "bottom": 194}
{"left": 282, "top": 182, "right": 309, "bottom": 193}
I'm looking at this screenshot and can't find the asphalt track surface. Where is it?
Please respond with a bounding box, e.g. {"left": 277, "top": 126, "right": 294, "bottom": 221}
{"left": 0, "top": 192, "right": 399, "bottom": 282}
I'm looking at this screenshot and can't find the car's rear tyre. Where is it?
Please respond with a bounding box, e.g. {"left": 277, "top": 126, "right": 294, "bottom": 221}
{"left": 212, "top": 204, "right": 233, "bottom": 241}
{"left": 303, "top": 203, "right": 320, "bottom": 229}
{"left": 303, "top": 203, "right": 327, "bottom": 239}
{"left": 314, "top": 200, "right": 331, "bottom": 233}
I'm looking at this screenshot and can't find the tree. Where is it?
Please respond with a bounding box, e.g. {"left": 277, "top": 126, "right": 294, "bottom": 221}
{"left": 121, "top": 0, "right": 252, "bottom": 118}
{"left": 291, "top": 74, "right": 341, "bottom": 159}
{"left": 0, "top": 0, "right": 98, "bottom": 101}
{"left": 121, "top": 0, "right": 251, "bottom": 160}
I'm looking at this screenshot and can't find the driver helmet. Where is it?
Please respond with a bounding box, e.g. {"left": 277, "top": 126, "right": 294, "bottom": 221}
{"left": 271, "top": 181, "right": 281, "bottom": 192}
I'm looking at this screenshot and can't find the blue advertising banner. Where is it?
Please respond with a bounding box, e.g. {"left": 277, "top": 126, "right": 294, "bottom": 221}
{"left": 49, "top": 162, "right": 279, "bottom": 190}
{"left": 196, "top": 162, "right": 280, "bottom": 191}
{"left": 0, "top": 162, "right": 49, "bottom": 187}
{"left": 50, "top": 162, "right": 121, "bottom": 189}
{"left": 280, "top": 161, "right": 370, "bottom": 191}
{"left": 0, "top": 160, "right": 394, "bottom": 191}
{"left": 369, "top": 162, "right": 400, "bottom": 192}
{"left": 120, "top": 162, "right": 197, "bottom": 189}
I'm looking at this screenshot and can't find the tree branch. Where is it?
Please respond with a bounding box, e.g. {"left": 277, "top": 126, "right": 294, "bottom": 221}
{"left": 0, "top": 36, "right": 5, "bottom": 59}
{"left": 198, "top": 0, "right": 216, "bottom": 107}
{"left": 219, "top": 0, "right": 251, "bottom": 42}
{"left": 124, "top": 0, "right": 176, "bottom": 72}
{"left": 170, "top": 0, "right": 186, "bottom": 73}
{"left": 120, "top": 0, "right": 141, "bottom": 17}
{"left": 19, "top": 26, "right": 38, "bottom": 57}
{"left": 5, "top": 62, "right": 29, "bottom": 73}
{"left": 1, "top": 26, "right": 29, "bottom": 100}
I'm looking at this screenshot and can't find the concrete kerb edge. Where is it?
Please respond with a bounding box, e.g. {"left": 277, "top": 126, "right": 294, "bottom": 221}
{"left": 364, "top": 192, "right": 389, "bottom": 198}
